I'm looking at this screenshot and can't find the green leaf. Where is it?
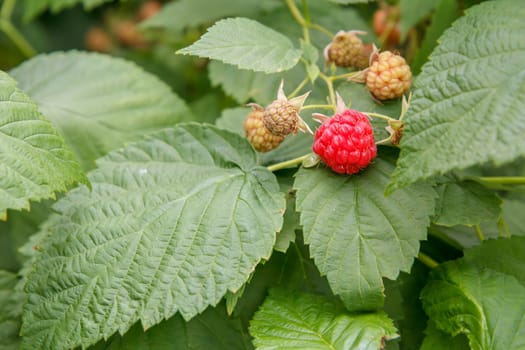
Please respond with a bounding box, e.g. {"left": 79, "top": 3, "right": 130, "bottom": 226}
{"left": 103, "top": 304, "right": 252, "bottom": 350}
{"left": 250, "top": 289, "right": 397, "bottom": 349}
{"left": 274, "top": 174, "right": 299, "bottom": 253}
{"left": 463, "top": 236, "right": 525, "bottom": 287}
{"left": 22, "top": 0, "right": 115, "bottom": 21}
{"left": 421, "top": 260, "right": 525, "bottom": 350}
{"left": 0, "top": 270, "right": 22, "bottom": 350}
{"left": 178, "top": 18, "right": 302, "bottom": 73}
{"left": 389, "top": 0, "right": 525, "bottom": 192}
{"left": 433, "top": 179, "right": 501, "bottom": 226}
{"left": 141, "top": 0, "right": 282, "bottom": 32}
{"left": 21, "top": 124, "right": 285, "bottom": 350}
{"left": 502, "top": 197, "right": 525, "bottom": 236}
{"left": 0, "top": 70, "right": 86, "bottom": 220}
{"left": 208, "top": 61, "right": 281, "bottom": 104}
{"left": 10, "top": 51, "right": 191, "bottom": 170}
{"left": 294, "top": 156, "right": 436, "bottom": 311}
{"left": 399, "top": 0, "right": 439, "bottom": 40}
{"left": 420, "top": 321, "right": 469, "bottom": 350}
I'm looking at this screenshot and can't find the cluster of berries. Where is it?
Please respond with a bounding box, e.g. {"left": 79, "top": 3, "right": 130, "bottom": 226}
{"left": 243, "top": 84, "right": 377, "bottom": 175}
{"left": 324, "top": 31, "right": 411, "bottom": 101}
{"left": 85, "top": 1, "right": 162, "bottom": 53}
{"left": 244, "top": 18, "right": 411, "bottom": 175}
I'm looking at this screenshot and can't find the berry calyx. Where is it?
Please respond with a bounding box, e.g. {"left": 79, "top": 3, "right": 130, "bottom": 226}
{"left": 313, "top": 109, "right": 377, "bottom": 175}
{"left": 324, "top": 30, "right": 367, "bottom": 68}
{"left": 366, "top": 51, "right": 412, "bottom": 100}
{"left": 262, "top": 80, "right": 311, "bottom": 137}
{"left": 244, "top": 106, "right": 285, "bottom": 152}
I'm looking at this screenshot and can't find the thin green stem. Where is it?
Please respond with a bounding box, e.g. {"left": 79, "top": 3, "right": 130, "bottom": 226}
{"left": 428, "top": 226, "right": 463, "bottom": 251}
{"left": 300, "top": 0, "right": 311, "bottom": 43}
{"left": 267, "top": 154, "right": 311, "bottom": 172}
{"left": 285, "top": 0, "right": 306, "bottom": 26}
{"left": 288, "top": 77, "right": 309, "bottom": 99}
{"left": 417, "top": 252, "right": 439, "bottom": 269}
{"left": 0, "top": 20, "right": 36, "bottom": 57}
{"left": 1, "top": 0, "right": 16, "bottom": 19}
{"left": 301, "top": 104, "right": 334, "bottom": 111}
{"left": 474, "top": 224, "right": 485, "bottom": 241}
{"left": 309, "top": 23, "right": 334, "bottom": 39}
{"left": 497, "top": 217, "right": 510, "bottom": 238}
{"left": 332, "top": 71, "right": 361, "bottom": 81}
{"left": 471, "top": 176, "right": 525, "bottom": 185}
{"left": 319, "top": 72, "right": 335, "bottom": 107}
{"left": 362, "top": 112, "right": 396, "bottom": 122}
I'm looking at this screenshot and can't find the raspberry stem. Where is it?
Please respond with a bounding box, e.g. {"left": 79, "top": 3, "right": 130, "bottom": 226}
{"left": 474, "top": 224, "right": 485, "bottom": 241}
{"left": 267, "top": 153, "right": 312, "bottom": 172}
{"left": 301, "top": 104, "right": 334, "bottom": 111}
{"left": 0, "top": 0, "right": 36, "bottom": 58}
{"left": 417, "top": 252, "right": 439, "bottom": 269}
{"left": 285, "top": 0, "right": 333, "bottom": 40}
{"left": 363, "top": 112, "right": 397, "bottom": 122}
{"left": 466, "top": 176, "right": 525, "bottom": 190}
{"left": 332, "top": 71, "right": 362, "bottom": 81}
{"left": 497, "top": 217, "right": 510, "bottom": 238}
{"left": 287, "top": 77, "right": 309, "bottom": 99}
{"left": 319, "top": 72, "right": 336, "bottom": 107}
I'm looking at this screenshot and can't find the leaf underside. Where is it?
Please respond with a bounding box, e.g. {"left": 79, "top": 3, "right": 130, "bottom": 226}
{"left": 21, "top": 124, "right": 284, "bottom": 350}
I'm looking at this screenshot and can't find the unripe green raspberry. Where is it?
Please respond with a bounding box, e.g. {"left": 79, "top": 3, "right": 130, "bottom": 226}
{"left": 263, "top": 99, "right": 300, "bottom": 137}
{"left": 244, "top": 107, "right": 284, "bottom": 152}
{"left": 261, "top": 80, "right": 311, "bottom": 137}
{"left": 366, "top": 51, "right": 412, "bottom": 100}
{"left": 324, "top": 30, "right": 367, "bottom": 68}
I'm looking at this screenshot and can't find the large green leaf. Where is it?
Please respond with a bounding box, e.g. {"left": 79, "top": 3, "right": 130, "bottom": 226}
{"left": 433, "top": 179, "right": 501, "bottom": 226}
{"left": 294, "top": 156, "right": 436, "bottom": 311}
{"left": 421, "top": 260, "right": 525, "bottom": 350}
{"left": 10, "top": 51, "right": 191, "bottom": 170}
{"left": 22, "top": 0, "right": 115, "bottom": 21}
{"left": 0, "top": 270, "right": 22, "bottom": 350}
{"left": 420, "top": 321, "right": 469, "bottom": 350}
{"left": 250, "top": 289, "right": 397, "bottom": 349}
{"left": 102, "top": 304, "right": 252, "bottom": 350}
{"left": 389, "top": 0, "right": 525, "bottom": 192}
{"left": 141, "top": 0, "right": 281, "bottom": 32}
{"left": 463, "top": 236, "right": 525, "bottom": 286}
{"left": 0, "top": 70, "right": 85, "bottom": 220}
{"left": 21, "top": 124, "right": 285, "bottom": 350}
{"left": 178, "top": 18, "right": 302, "bottom": 73}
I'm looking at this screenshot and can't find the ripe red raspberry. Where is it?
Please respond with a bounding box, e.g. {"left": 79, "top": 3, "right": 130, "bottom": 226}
{"left": 366, "top": 51, "right": 411, "bottom": 100}
{"left": 313, "top": 110, "right": 376, "bottom": 175}
{"left": 324, "top": 30, "right": 366, "bottom": 68}
{"left": 244, "top": 107, "right": 285, "bottom": 152}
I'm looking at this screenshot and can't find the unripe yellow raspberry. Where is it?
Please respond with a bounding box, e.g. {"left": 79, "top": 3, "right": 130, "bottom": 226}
{"left": 366, "top": 51, "right": 412, "bottom": 100}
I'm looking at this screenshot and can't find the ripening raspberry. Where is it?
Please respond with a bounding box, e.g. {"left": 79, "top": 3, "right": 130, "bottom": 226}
{"left": 324, "top": 30, "right": 367, "bottom": 68}
{"left": 260, "top": 81, "right": 311, "bottom": 137}
{"left": 366, "top": 51, "right": 412, "bottom": 100}
{"left": 244, "top": 106, "right": 285, "bottom": 152}
{"left": 313, "top": 109, "right": 377, "bottom": 175}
